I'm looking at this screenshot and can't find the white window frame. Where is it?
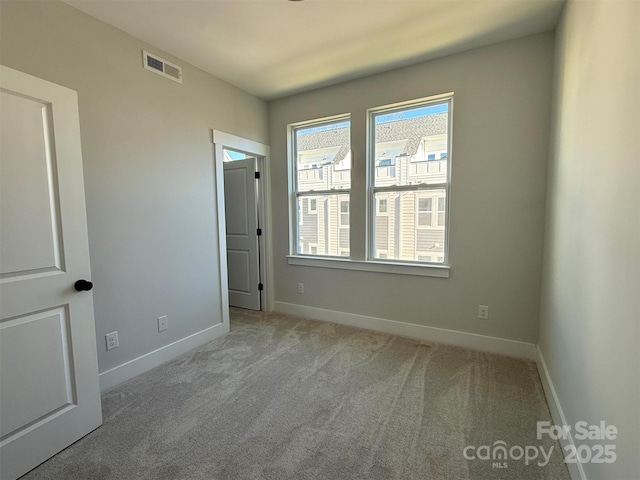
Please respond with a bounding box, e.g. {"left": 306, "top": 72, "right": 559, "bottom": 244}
{"left": 367, "top": 94, "right": 453, "bottom": 265}
{"left": 289, "top": 114, "right": 351, "bottom": 258}
{"left": 287, "top": 94, "right": 452, "bottom": 278}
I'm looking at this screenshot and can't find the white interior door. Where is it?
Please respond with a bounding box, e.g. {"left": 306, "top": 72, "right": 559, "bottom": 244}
{"left": 223, "top": 158, "right": 261, "bottom": 310}
{"left": 0, "top": 65, "right": 102, "bottom": 479}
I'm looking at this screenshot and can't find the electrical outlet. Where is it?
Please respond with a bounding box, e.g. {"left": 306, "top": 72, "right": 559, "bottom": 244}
{"left": 158, "top": 315, "right": 168, "bottom": 332}
{"left": 478, "top": 305, "right": 489, "bottom": 320}
{"left": 297, "top": 282, "right": 304, "bottom": 294}
{"left": 105, "top": 331, "right": 119, "bottom": 350}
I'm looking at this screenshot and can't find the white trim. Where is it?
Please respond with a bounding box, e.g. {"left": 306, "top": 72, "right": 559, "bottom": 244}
{"left": 212, "top": 130, "right": 273, "bottom": 312}
{"left": 99, "top": 322, "right": 228, "bottom": 392}
{"left": 274, "top": 301, "right": 535, "bottom": 359}
{"left": 212, "top": 141, "right": 231, "bottom": 325}
{"left": 213, "top": 130, "right": 270, "bottom": 157}
{"left": 535, "top": 347, "right": 586, "bottom": 480}
{"left": 287, "top": 255, "right": 450, "bottom": 278}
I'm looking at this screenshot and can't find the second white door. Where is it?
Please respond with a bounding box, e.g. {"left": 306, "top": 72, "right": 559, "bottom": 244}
{"left": 223, "top": 158, "right": 261, "bottom": 310}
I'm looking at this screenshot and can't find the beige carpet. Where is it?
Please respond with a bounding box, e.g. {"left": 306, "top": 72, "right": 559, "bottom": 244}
{"left": 23, "top": 308, "right": 569, "bottom": 479}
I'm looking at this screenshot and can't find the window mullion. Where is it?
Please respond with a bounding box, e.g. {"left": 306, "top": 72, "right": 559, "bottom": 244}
{"left": 296, "top": 189, "right": 351, "bottom": 197}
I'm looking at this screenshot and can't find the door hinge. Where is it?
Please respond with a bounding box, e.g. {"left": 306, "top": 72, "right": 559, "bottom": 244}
{"left": 256, "top": 228, "right": 262, "bottom": 236}
{"left": 258, "top": 283, "right": 264, "bottom": 291}
{"left": 255, "top": 171, "right": 260, "bottom": 179}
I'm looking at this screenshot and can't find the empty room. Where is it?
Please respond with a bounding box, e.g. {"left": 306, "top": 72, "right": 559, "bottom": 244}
{"left": 0, "top": 0, "right": 637, "bottom": 479}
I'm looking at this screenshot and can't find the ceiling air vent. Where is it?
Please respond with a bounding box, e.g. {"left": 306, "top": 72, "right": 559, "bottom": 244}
{"left": 142, "top": 50, "right": 182, "bottom": 83}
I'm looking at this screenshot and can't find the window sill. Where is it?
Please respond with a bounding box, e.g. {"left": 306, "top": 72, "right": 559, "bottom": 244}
{"left": 286, "top": 255, "right": 450, "bottom": 278}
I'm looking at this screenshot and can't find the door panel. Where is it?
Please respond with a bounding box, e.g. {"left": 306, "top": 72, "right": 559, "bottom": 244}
{"left": 223, "top": 158, "right": 261, "bottom": 310}
{"left": 224, "top": 168, "right": 249, "bottom": 235}
{"left": 0, "top": 307, "right": 74, "bottom": 438}
{"left": 0, "top": 91, "right": 63, "bottom": 277}
{"left": 227, "top": 250, "right": 251, "bottom": 293}
{"left": 0, "top": 65, "right": 102, "bottom": 480}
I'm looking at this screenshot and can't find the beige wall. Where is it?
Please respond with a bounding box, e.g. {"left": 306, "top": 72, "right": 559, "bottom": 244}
{"left": 0, "top": 1, "right": 268, "bottom": 373}
{"left": 269, "top": 33, "right": 554, "bottom": 343}
{"left": 539, "top": 1, "right": 640, "bottom": 478}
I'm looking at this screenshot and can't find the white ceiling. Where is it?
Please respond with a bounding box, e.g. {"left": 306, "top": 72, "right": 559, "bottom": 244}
{"left": 64, "top": 0, "right": 564, "bottom": 100}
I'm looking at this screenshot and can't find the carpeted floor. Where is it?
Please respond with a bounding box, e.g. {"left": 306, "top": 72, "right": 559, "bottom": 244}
{"left": 23, "top": 308, "right": 570, "bottom": 480}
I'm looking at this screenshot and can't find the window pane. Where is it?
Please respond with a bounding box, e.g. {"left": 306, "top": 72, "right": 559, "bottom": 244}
{"left": 297, "top": 194, "right": 349, "bottom": 256}
{"left": 418, "top": 197, "right": 432, "bottom": 211}
{"left": 295, "top": 120, "right": 351, "bottom": 193}
{"left": 373, "top": 189, "right": 446, "bottom": 262}
{"left": 373, "top": 102, "right": 448, "bottom": 187}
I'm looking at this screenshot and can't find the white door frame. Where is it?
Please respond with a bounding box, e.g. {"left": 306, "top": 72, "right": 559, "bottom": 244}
{"left": 212, "top": 130, "right": 273, "bottom": 313}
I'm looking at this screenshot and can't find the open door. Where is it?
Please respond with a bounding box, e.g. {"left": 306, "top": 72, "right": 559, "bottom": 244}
{"left": 223, "top": 157, "right": 261, "bottom": 310}
{"left": 0, "top": 65, "right": 103, "bottom": 479}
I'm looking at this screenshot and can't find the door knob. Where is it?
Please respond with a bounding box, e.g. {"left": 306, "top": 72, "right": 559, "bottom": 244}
{"left": 74, "top": 280, "right": 93, "bottom": 291}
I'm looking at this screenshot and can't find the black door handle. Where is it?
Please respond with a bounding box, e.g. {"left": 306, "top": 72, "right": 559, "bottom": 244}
{"left": 74, "top": 280, "right": 93, "bottom": 291}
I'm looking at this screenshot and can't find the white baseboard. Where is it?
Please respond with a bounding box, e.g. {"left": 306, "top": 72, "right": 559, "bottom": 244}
{"left": 274, "top": 302, "right": 536, "bottom": 359}
{"left": 99, "top": 322, "right": 229, "bottom": 392}
{"left": 535, "top": 346, "right": 586, "bottom": 480}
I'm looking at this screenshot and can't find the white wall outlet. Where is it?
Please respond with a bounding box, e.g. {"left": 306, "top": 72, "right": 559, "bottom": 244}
{"left": 105, "top": 331, "right": 119, "bottom": 350}
{"left": 478, "top": 305, "right": 489, "bottom": 320}
{"left": 158, "top": 315, "right": 168, "bottom": 332}
{"left": 297, "top": 282, "right": 304, "bottom": 294}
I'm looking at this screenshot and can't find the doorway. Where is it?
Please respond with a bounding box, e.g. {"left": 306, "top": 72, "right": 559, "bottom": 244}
{"left": 212, "top": 131, "right": 272, "bottom": 317}
{"left": 223, "top": 151, "right": 261, "bottom": 310}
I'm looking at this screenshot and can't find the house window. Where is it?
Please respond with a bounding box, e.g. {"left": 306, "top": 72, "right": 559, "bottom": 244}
{"left": 339, "top": 200, "right": 349, "bottom": 226}
{"left": 370, "top": 96, "right": 451, "bottom": 263}
{"left": 437, "top": 196, "right": 445, "bottom": 226}
{"left": 417, "top": 197, "right": 433, "bottom": 227}
{"left": 377, "top": 198, "right": 388, "bottom": 214}
{"left": 291, "top": 116, "right": 350, "bottom": 257}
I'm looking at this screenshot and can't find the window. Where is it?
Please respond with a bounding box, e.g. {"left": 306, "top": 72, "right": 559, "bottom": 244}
{"left": 370, "top": 96, "right": 451, "bottom": 264}
{"left": 288, "top": 93, "right": 452, "bottom": 274}
{"left": 339, "top": 200, "right": 349, "bottom": 226}
{"left": 291, "top": 116, "right": 351, "bottom": 257}
{"left": 417, "top": 197, "right": 433, "bottom": 227}
{"left": 437, "top": 196, "right": 446, "bottom": 226}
